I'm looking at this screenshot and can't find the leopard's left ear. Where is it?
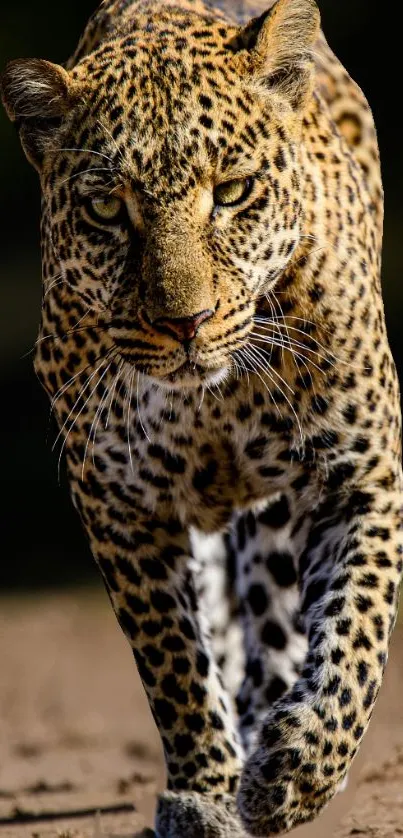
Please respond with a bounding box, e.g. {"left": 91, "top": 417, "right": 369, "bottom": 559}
{"left": 232, "top": 0, "right": 320, "bottom": 111}
{"left": 1, "top": 58, "right": 81, "bottom": 170}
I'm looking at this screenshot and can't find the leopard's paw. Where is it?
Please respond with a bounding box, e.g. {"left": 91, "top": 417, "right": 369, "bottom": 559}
{"left": 156, "top": 791, "right": 248, "bottom": 838}
{"left": 237, "top": 705, "right": 343, "bottom": 835}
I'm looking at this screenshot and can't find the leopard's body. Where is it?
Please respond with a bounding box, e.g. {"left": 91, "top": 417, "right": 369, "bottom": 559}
{"left": 2, "top": 1, "right": 402, "bottom": 835}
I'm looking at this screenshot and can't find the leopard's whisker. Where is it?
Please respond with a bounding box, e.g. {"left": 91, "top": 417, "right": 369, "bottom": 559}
{"left": 254, "top": 319, "right": 364, "bottom": 370}
{"left": 55, "top": 147, "right": 116, "bottom": 165}
{"left": 91, "top": 372, "right": 117, "bottom": 465}
{"left": 205, "top": 383, "right": 221, "bottom": 403}
{"left": 258, "top": 313, "right": 320, "bottom": 329}
{"left": 264, "top": 291, "right": 286, "bottom": 359}
{"left": 105, "top": 359, "right": 125, "bottom": 430}
{"left": 136, "top": 371, "right": 151, "bottom": 444}
{"left": 198, "top": 386, "right": 206, "bottom": 412}
{"left": 248, "top": 342, "right": 295, "bottom": 395}
{"left": 299, "top": 230, "right": 340, "bottom": 256}
{"left": 212, "top": 378, "right": 225, "bottom": 400}
{"left": 168, "top": 389, "right": 175, "bottom": 422}
{"left": 60, "top": 166, "right": 115, "bottom": 186}
{"left": 237, "top": 347, "right": 282, "bottom": 416}
{"left": 250, "top": 332, "right": 326, "bottom": 372}
{"left": 126, "top": 367, "right": 136, "bottom": 474}
{"left": 43, "top": 273, "right": 64, "bottom": 298}
{"left": 97, "top": 119, "right": 129, "bottom": 172}
{"left": 81, "top": 362, "right": 113, "bottom": 479}
{"left": 53, "top": 348, "right": 115, "bottom": 453}
{"left": 25, "top": 318, "right": 98, "bottom": 363}
{"left": 29, "top": 323, "right": 104, "bottom": 352}
{"left": 50, "top": 346, "right": 107, "bottom": 415}
{"left": 256, "top": 327, "right": 318, "bottom": 393}
{"left": 242, "top": 343, "right": 305, "bottom": 452}
{"left": 254, "top": 317, "right": 336, "bottom": 355}
{"left": 265, "top": 291, "right": 291, "bottom": 357}
{"left": 58, "top": 355, "right": 114, "bottom": 481}
{"left": 233, "top": 353, "right": 250, "bottom": 387}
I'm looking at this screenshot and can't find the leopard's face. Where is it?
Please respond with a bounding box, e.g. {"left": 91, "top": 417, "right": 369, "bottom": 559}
{"left": 3, "top": 6, "right": 319, "bottom": 390}
{"left": 37, "top": 16, "right": 306, "bottom": 389}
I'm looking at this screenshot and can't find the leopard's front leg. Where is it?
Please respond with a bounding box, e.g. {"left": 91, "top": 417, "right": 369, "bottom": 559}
{"left": 238, "top": 482, "right": 403, "bottom": 836}
{"left": 70, "top": 476, "right": 246, "bottom": 837}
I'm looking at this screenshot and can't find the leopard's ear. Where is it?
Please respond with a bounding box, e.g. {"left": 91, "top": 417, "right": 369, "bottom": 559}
{"left": 232, "top": 0, "right": 320, "bottom": 111}
{"left": 1, "top": 58, "right": 80, "bottom": 169}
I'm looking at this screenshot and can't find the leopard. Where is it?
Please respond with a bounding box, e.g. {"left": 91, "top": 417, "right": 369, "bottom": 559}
{"left": 2, "top": 0, "right": 402, "bottom": 835}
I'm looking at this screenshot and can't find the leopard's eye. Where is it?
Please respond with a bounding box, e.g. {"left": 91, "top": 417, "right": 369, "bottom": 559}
{"left": 214, "top": 177, "right": 253, "bottom": 207}
{"left": 86, "top": 196, "right": 124, "bottom": 224}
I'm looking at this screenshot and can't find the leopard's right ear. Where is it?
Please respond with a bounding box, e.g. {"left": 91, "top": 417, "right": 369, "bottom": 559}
{"left": 1, "top": 58, "right": 81, "bottom": 170}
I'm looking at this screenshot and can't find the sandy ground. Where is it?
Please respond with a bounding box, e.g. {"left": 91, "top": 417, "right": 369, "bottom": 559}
{"left": 0, "top": 589, "right": 402, "bottom": 838}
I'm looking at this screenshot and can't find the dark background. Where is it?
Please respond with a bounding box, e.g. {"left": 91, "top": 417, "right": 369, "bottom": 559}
{"left": 0, "top": 1, "right": 401, "bottom": 588}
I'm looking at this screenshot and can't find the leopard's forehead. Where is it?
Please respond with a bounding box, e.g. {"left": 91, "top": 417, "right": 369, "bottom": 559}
{"left": 62, "top": 20, "right": 293, "bottom": 203}
{"left": 73, "top": 13, "right": 242, "bottom": 105}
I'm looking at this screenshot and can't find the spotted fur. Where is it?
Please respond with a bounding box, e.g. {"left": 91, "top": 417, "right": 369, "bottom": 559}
{"left": 2, "top": 0, "right": 402, "bottom": 835}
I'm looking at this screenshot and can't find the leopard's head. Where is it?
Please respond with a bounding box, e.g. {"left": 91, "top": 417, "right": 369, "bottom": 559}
{"left": 1, "top": 0, "right": 320, "bottom": 389}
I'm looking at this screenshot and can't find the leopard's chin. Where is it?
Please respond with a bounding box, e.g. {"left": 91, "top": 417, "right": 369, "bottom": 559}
{"left": 148, "top": 361, "right": 231, "bottom": 392}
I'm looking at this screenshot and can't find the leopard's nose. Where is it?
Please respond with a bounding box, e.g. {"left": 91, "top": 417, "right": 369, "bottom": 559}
{"left": 151, "top": 310, "right": 214, "bottom": 343}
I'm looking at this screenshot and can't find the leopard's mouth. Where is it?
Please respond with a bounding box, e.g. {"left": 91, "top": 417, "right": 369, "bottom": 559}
{"left": 151, "top": 360, "right": 231, "bottom": 391}
{"left": 165, "top": 360, "right": 206, "bottom": 382}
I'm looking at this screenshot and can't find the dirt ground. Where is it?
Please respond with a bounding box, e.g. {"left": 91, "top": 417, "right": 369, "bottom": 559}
{"left": 1, "top": 589, "right": 402, "bottom": 838}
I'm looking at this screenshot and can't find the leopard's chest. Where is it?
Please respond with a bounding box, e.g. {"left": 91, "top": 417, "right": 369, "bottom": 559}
{"left": 95, "top": 382, "right": 316, "bottom": 532}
